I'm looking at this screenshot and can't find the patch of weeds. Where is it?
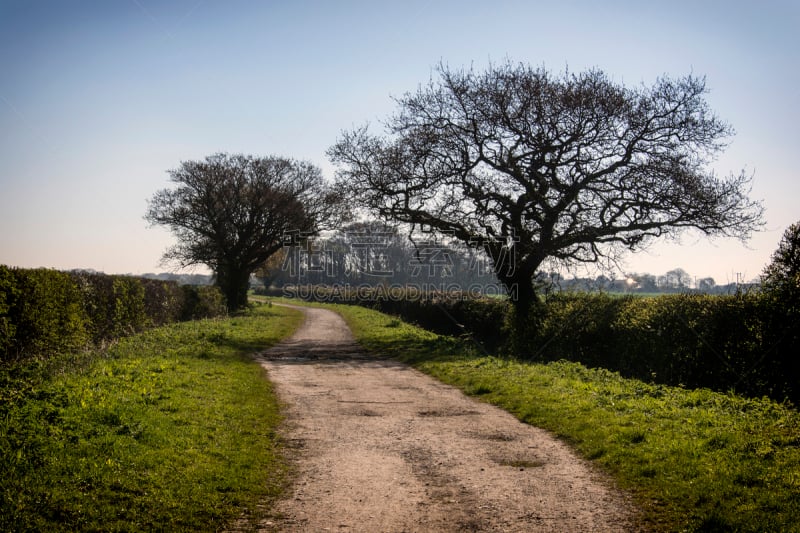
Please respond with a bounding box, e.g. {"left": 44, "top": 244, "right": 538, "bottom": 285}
{"left": 467, "top": 384, "right": 493, "bottom": 395}
{"left": 620, "top": 429, "right": 647, "bottom": 445}
{"left": 704, "top": 434, "right": 731, "bottom": 451}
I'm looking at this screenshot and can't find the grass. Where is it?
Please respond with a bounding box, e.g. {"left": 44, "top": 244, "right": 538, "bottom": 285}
{"left": 299, "top": 300, "right": 800, "bottom": 533}
{"left": 0, "top": 303, "right": 303, "bottom": 532}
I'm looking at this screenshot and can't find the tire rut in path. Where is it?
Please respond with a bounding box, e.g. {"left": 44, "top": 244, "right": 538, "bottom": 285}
{"left": 247, "top": 305, "right": 642, "bottom": 532}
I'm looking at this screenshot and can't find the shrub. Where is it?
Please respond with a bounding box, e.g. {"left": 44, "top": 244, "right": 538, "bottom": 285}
{"left": 180, "top": 284, "right": 227, "bottom": 320}
{"left": 371, "top": 291, "right": 508, "bottom": 345}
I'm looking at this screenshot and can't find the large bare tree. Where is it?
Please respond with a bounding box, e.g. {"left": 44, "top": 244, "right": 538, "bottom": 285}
{"left": 146, "top": 153, "right": 338, "bottom": 310}
{"left": 329, "top": 62, "right": 764, "bottom": 314}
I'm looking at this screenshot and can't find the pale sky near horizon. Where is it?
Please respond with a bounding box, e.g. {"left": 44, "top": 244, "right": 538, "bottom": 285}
{"left": 1, "top": 0, "right": 798, "bottom": 285}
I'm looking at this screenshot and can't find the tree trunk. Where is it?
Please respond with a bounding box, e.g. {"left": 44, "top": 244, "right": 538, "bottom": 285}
{"left": 215, "top": 266, "right": 251, "bottom": 311}
{"left": 497, "top": 264, "right": 545, "bottom": 357}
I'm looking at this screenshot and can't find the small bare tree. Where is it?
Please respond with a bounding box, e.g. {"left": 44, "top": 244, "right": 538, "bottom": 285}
{"left": 329, "top": 62, "right": 764, "bottom": 314}
{"left": 146, "top": 153, "right": 339, "bottom": 310}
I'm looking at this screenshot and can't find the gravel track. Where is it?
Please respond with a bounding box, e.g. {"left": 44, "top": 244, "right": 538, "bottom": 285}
{"left": 245, "top": 305, "right": 642, "bottom": 532}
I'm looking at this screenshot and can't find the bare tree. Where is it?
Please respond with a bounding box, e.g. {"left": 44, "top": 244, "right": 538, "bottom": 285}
{"left": 146, "top": 153, "right": 339, "bottom": 310}
{"left": 329, "top": 62, "right": 764, "bottom": 314}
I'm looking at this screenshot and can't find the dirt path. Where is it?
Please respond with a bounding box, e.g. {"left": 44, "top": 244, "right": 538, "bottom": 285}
{"left": 250, "top": 305, "right": 642, "bottom": 532}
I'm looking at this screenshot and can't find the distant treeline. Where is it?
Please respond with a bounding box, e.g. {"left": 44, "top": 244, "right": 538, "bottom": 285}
{"left": 140, "top": 272, "right": 214, "bottom": 285}
{"left": 549, "top": 268, "right": 755, "bottom": 295}
{"left": 1, "top": 266, "right": 226, "bottom": 363}
{"left": 255, "top": 223, "right": 754, "bottom": 295}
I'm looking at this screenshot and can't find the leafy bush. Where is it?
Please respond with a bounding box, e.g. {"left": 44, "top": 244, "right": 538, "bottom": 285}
{"left": 180, "top": 284, "right": 228, "bottom": 320}
{"left": 526, "top": 293, "right": 623, "bottom": 362}
{"left": 370, "top": 292, "right": 508, "bottom": 347}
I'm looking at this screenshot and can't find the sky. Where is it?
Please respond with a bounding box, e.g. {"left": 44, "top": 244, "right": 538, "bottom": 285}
{"left": 1, "top": 0, "right": 798, "bottom": 285}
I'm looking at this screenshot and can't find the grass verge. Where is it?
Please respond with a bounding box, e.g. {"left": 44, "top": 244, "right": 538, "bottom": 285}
{"left": 312, "top": 300, "right": 800, "bottom": 532}
{"left": 1, "top": 303, "right": 303, "bottom": 532}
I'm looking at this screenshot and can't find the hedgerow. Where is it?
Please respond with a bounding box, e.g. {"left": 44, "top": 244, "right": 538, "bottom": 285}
{"left": 503, "top": 291, "right": 797, "bottom": 404}
{"left": 0, "top": 266, "right": 226, "bottom": 362}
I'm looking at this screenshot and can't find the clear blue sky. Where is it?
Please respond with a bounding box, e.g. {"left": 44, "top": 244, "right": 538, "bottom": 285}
{"left": 1, "top": 0, "right": 797, "bottom": 284}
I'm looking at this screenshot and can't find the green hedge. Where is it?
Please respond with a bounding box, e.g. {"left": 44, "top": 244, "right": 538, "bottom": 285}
{"left": 527, "top": 292, "right": 798, "bottom": 404}
{"left": 0, "top": 266, "right": 226, "bottom": 362}
{"left": 1, "top": 267, "right": 89, "bottom": 360}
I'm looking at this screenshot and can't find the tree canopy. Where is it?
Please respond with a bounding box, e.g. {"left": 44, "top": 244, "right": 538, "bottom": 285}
{"left": 329, "top": 62, "right": 765, "bottom": 312}
{"left": 146, "top": 153, "right": 338, "bottom": 310}
{"left": 762, "top": 221, "right": 800, "bottom": 301}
